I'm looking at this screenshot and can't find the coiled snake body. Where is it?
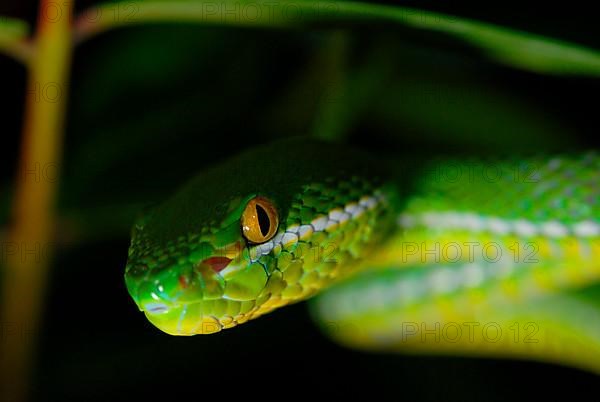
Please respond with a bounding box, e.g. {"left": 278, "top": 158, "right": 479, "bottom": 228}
{"left": 125, "top": 138, "right": 600, "bottom": 372}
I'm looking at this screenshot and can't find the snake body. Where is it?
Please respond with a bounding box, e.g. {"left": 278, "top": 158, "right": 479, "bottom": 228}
{"left": 125, "top": 138, "right": 600, "bottom": 371}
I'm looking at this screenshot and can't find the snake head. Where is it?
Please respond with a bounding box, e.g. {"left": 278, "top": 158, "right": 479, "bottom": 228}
{"left": 125, "top": 193, "right": 278, "bottom": 335}
{"left": 124, "top": 138, "right": 395, "bottom": 335}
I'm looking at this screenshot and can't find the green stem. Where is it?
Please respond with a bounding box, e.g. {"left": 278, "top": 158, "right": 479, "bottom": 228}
{"left": 0, "top": 1, "right": 73, "bottom": 401}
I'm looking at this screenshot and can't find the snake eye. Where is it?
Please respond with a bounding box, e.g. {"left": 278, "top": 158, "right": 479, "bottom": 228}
{"left": 241, "top": 196, "right": 279, "bottom": 243}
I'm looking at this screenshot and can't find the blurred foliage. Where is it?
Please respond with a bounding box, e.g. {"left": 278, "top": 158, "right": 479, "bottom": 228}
{"left": 0, "top": 15, "right": 29, "bottom": 62}
{"left": 73, "top": 1, "right": 600, "bottom": 75}
{"left": 0, "top": 15, "right": 28, "bottom": 40}
{"left": 0, "top": 1, "right": 598, "bottom": 240}
{"left": 59, "top": 23, "right": 597, "bottom": 241}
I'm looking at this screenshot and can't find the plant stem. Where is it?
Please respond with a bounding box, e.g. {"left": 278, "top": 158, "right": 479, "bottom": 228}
{"left": 0, "top": 1, "right": 73, "bottom": 401}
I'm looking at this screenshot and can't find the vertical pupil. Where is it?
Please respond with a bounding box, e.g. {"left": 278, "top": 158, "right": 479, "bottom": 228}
{"left": 256, "top": 204, "right": 271, "bottom": 237}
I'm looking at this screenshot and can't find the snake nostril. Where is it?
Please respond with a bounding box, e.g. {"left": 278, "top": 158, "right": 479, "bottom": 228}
{"left": 144, "top": 302, "right": 170, "bottom": 314}
{"left": 201, "top": 256, "right": 232, "bottom": 273}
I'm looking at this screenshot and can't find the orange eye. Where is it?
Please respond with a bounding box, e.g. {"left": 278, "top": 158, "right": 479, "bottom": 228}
{"left": 241, "top": 197, "right": 279, "bottom": 243}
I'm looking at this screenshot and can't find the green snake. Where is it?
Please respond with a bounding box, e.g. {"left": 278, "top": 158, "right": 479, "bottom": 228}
{"left": 124, "top": 138, "right": 600, "bottom": 372}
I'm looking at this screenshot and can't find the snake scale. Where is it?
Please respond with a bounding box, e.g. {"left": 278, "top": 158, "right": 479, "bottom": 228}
{"left": 124, "top": 138, "right": 600, "bottom": 372}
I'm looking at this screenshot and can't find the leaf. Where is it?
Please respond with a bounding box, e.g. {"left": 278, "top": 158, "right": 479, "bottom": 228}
{"left": 333, "top": 2, "right": 600, "bottom": 76}
{"left": 76, "top": 1, "right": 600, "bottom": 76}
{"left": 0, "top": 16, "right": 31, "bottom": 63}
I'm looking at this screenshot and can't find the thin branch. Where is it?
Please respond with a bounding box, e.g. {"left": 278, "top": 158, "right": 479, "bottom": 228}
{"left": 0, "top": 38, "right": 35, "bottom": 65}
{"left": 0, "top": 17, "right": 34, "bottom": 64}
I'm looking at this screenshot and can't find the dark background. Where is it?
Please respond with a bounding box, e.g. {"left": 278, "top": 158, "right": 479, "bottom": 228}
{"left": 1, "top": 1, "right": 599, "bottom": 401}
